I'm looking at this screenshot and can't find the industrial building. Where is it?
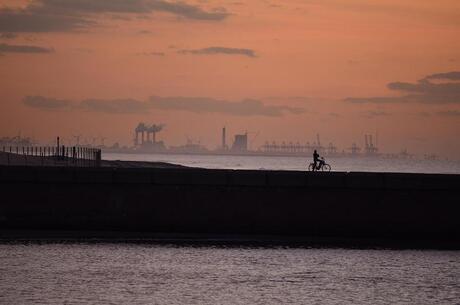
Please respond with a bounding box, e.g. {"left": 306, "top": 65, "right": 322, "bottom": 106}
{"left": 133, "top": 123, "right": 166, "bottom": 152}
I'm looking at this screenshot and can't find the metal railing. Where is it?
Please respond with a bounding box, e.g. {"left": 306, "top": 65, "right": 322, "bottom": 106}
{"left": 0, "top": 146, "right": 102, "bottom": 167}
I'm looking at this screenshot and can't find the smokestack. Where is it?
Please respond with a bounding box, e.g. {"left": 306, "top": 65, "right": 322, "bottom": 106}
{"left": 222, "top": 127, "right": 226, "bottom": 150}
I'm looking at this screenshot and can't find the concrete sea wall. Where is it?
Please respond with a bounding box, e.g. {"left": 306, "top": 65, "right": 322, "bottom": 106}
{"left": 0, "top": 166, "right": 459, "bottom": 244}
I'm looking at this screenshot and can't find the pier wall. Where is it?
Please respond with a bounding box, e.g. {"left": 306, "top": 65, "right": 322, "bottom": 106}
{"left": 0, "top": 166, "right": 459, "bottom": 241}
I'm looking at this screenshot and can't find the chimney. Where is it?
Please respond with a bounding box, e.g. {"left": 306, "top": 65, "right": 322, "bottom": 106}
{"left": 222, "top": 127, "right": 226, "bottom": 150}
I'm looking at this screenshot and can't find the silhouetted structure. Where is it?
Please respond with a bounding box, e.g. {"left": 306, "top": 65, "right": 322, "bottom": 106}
{"left": 364, "top": 134, "right": 378, "bottom": 155}
{"left": 348, "top": 143, "right": 361, "bottom": 155}
{"left": 222, "top": 127, "right": 228, "bottom": 150}
{"left": 1, "top": 167, "right": 458, "bottom": 248}
{"left": 231, "top": 133, "right": 248, "bottom": 152}
{"left": 0, "top": 145, "right": 101, "bottom": 167}
{"left": 134, "top": 123, "right": 166, "bottom": 152}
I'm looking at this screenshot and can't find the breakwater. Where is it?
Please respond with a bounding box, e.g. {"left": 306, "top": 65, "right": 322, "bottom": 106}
{"left": 0, "top": 165, "right": 459, "bottom": 247}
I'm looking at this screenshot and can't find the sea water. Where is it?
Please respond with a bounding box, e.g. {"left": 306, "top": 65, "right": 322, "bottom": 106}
{"left": 0, "top": 243, "right": 458, "bottom": 304}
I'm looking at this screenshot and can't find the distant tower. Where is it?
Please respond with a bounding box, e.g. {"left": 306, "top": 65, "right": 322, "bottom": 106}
{"left": 222, "top": 127, "right": 227, "bottom": 150}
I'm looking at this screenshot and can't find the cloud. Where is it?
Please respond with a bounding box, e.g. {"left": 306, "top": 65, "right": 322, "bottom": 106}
{"left": 368, "top": 110, "right": 390, "bottom": 116}
{"left": 0, "top": 32, "right": 17, "bottom": 39}
{"left": 0, "top": 8, "right": 92, "bottom": 32}
{"left": 344, "top": 96, "right": 406, "bottom": 104}
{"left": 137, "top": 51, "right": 165, "bottom": 56}
{"left": 424, "top": 71, "right": 460, "bottom": 81}
{"left": 437, "top": 110, "right": 460, "bottom": 117}
{"left": 0, "top": 43, "right": 53, "bottom": 53}
{"left": 30, "top": 0, "right": 229, "bottom": 20}
{"left": 0, "top": 0, "right": 229, "bottom": 33}
{"left": 345, "top": 71, "right": 460, "bottom": 104}
{"left": 23, "top": 95, "right": 305, "bottom": 117}
{"left": 418, "top": 112, "right": 431, "bottom": 117}
{"left": 178, "top": 47, "right": 257, "bottom": 58}
{"left": 146, "top": 1, "right": 229, "bottom": 20}
{"left": 148, "top": 96, "right": 304, "bottom": 116}
{"left": 23, "top": 96, "right": 72, "bottom": 109}
{"left": 362, "top": 110, "right": 391, "bottom": 118}
{"left": 80, "top": 98, "right": 150, "bottom": 114}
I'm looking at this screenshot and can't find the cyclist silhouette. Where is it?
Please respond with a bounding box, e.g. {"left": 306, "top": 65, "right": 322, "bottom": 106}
{"left": 313, "top": 149, "right": 324, "bottom": 171}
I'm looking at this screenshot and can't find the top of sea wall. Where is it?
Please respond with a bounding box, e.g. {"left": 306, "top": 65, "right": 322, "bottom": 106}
{"left": 0, "top": 165, "right": 459, "bottom": 191}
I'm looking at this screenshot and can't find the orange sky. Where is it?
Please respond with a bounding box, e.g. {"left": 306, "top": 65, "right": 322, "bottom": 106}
{"left": 1, "top": 0, "right": 460, "bottom": 158}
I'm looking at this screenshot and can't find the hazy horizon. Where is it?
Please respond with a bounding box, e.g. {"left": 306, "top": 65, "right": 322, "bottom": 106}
{"left": 1, "top": 0, "right": 460, "bottom": 158}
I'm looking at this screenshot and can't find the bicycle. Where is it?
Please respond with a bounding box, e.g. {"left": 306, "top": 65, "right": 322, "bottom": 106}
{"left": 308, "top": 157, "right": 331, "bottom": 172}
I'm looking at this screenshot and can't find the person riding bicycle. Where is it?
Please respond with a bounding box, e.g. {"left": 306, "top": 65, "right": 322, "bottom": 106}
{"left": 313, "top": 149, "right": 325, "bottom": 171}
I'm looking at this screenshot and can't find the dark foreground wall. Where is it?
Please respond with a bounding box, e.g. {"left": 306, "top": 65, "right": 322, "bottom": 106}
{"left": 0, "top": 166, "right": 459, "bottom": 245}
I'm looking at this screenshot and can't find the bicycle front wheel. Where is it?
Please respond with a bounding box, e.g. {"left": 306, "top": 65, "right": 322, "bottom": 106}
{"left": 308, "top": 163, "right": 315, "bottom": 171}
{"left": 322, "top": 164, "right": 331, "bottom": 172}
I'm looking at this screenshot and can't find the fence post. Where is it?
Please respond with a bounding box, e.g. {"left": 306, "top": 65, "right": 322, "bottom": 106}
{"left": 96, "top": 149, "right": 101, "bottom": 167}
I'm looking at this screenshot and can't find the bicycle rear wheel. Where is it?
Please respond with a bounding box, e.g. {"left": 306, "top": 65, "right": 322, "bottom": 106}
{"left": 322, "top": 164, "right": 331, "bottom": 172}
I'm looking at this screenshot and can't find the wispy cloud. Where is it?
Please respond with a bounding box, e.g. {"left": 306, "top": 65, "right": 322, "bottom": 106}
{"left": 0, "top": 43, "right": 53, "bottom": 54}
{"left": 362, "top": 110, "right": 391, "bottom": 118}
{"left": 0, "top": 0, "right": 229, "bottom": 33}
{"left": 80, "top": 99, "right": 150, "bottom": 114}
{"left": 0, "top": 32, "right": 17, "bottom": 39}
{"left": 137, "top": 51, "right": 165, "bottom": 56}
{"left": 178, "top": 47, "right": 257, "bottom": 58}
{"left": 0, "top": 8, "right": 92, "bottom": 32}
{"left": 148, "top": 96, "right": 303, "bottom": 116}
{"left": 425, "top": 71, "right": 460, "bottom": 81}
{"left": 345, "top": 71, "right": 460, "bottom": 104}
{"left": 23, "top": 95, "right": 305, "bottom": 117}
{"left": 23, "top": 96, "right": 71, "bottom": 109}
{"left": 437, "top": 110, "right": 460, "bottom": 117}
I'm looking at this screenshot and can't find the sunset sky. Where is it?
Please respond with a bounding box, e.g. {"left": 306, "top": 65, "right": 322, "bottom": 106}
{"left": 1, "top": 0, "right": 459, "bottom": 158}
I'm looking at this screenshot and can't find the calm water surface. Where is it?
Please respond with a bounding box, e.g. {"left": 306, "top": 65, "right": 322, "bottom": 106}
{"left": 0, "top": 244, "right": 459, "bottom": 304}
{"left": 104, "top": 153, "right": 460, "bottom": 174}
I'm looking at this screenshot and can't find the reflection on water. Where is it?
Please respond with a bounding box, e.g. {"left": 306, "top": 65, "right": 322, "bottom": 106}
{"left": 104, "top": 153, "right": 460, "bottom": 174}
{"left": 0, "top": 244, "right": 458, "bottom": 304}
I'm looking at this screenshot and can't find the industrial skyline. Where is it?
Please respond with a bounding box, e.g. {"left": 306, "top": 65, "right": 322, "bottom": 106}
{"left": 3, "top": 123, "right": 441, "bottom": 160}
